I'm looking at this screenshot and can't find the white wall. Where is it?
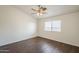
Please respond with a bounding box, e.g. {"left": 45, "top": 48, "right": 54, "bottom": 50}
{"left": 0, "top": 6, "right": 37, "bottom": 46}
{"left": 38, "top": 12, "right": 79, "bottom": 47}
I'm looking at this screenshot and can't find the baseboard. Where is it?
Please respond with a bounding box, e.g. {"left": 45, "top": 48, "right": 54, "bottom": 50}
{"left": 38, "top": 35, "right": 79, "bottom": 47}
{"left": 0, "top": 35, "right": 37, "bottom": 47}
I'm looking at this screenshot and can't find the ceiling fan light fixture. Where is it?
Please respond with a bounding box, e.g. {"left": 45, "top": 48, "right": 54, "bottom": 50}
{"left": 32, "top": 5, "right": 47, "bottom": 16}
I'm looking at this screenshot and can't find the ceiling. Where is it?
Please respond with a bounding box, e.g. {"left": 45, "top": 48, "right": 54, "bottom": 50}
{"left": 15, "top": 5, "right": 79, "bottom": 19}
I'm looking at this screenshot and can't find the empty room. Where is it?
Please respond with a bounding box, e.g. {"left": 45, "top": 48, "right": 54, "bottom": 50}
{"left": 0, "top": 5, "right": 79, "bottom": 53}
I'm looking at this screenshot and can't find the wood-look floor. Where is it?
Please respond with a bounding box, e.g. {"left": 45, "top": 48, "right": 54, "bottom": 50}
{"left": 0, "top": 37, "right": 79, "bottom": 53}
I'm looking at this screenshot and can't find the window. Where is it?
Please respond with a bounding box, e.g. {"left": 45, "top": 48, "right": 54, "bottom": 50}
{"left": 44, "top": 21, "right": 52, "bottom": 31}
{"left": 44, "top": 20, "right": 61, "bottom": 32}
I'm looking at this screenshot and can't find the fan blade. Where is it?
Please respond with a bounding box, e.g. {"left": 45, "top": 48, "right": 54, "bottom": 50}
{"left": 40, "top": 7, "right": 46, "bottom": 10}
{"left": 32, "top": 8, "right": 37, "bottom": 11}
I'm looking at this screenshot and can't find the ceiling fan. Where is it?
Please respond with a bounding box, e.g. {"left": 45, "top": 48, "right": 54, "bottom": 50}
{"left": 32, "top": 5, "right": 47, "bottom": 16}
